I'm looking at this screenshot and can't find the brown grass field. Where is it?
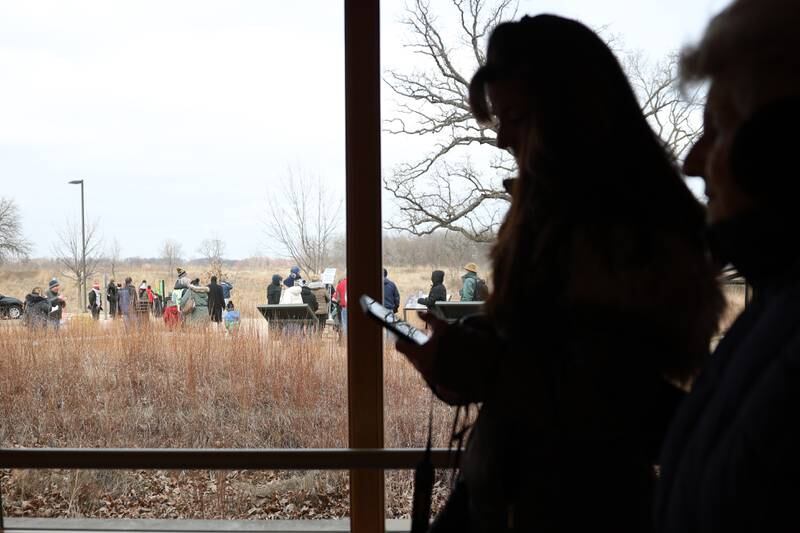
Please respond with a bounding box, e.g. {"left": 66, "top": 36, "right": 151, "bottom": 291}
{"left": 0, "top": 262, "right": 745, "bottom": 520}
{"left": 0, "top": 263, "right": 464, "bottom": 520}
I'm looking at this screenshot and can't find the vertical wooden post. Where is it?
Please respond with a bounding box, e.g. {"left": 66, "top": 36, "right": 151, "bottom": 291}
{"left": 345, "top": 0, "right": 384, "bottom": 532}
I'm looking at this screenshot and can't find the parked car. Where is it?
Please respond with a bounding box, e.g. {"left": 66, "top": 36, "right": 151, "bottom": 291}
{"left": 0, "top": 294, "right": 24, "bottom": 319}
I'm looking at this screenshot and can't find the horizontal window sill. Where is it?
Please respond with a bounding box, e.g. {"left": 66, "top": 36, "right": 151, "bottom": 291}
{"left": 3, "top": 518, "right": 411, "bottom": 533}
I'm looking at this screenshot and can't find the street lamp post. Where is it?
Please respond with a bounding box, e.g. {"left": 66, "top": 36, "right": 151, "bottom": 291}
{"left": 68, "top": 179, "right": 86, "bottom": 313}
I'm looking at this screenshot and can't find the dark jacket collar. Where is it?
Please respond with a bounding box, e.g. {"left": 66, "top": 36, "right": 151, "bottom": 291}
{"left": 708, "top": 207, "right": 800, "bottom": 290}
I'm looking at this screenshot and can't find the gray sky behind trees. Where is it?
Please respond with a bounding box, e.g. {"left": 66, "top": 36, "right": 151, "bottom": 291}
{"left": 1, "top": 0, "right": 727, "bottom": 259}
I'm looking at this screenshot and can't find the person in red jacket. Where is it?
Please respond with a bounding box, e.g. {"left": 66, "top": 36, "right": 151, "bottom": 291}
{"left": 333, "top": 277, "right": 348, "bottom": 335}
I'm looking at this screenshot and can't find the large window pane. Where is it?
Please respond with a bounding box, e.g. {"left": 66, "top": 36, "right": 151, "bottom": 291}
{"left": 379, "top": 0, "right": 728, "bottom": 519}
{"left": 0, "top": 0, "right": 348, "bottom": 521}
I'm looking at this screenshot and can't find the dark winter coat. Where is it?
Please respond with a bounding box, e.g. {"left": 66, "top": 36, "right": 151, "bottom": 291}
{"left": 24, "top": 293, "right": 51, "bottom": 328}
{"left": 117, "top": 284, "right": 137, "bottom": 316}
{"left": 207, "top": 281, "right": 225, "bottom": 322}
{"left": 46, "top": 289, "right": 64, "bottom": 322}
{"left": 221, "top": 281, "right": 233, "bottom": 299}
{"left": 267, "top": 275, "right": 282, "bottom": 305}
{"left": 106, "top": 283, "right": 117, "bottom": 303}
{"left": 301, "top": 286, "right": 319, "bottom": 312}
{"left": 423, "top": 221, "right": 723, "bottom": 532}
{"left": 383, "top": 276, "right": 401, "bottom": 312}
{"left": 284, "top": 267, "right": 302, "bottom": 288}
{"left": 418, "top": 270, "right": 447, "bottom": 311}
{"left": 656, "top": 212, "right": 800, "bottom": 533}
{"left": 429, "top": 312, "right": 684, "bottom": 533}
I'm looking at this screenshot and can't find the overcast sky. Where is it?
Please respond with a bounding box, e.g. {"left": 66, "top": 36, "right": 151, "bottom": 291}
{"left": 1, "top": 0, "right": 729, "bottom": 260}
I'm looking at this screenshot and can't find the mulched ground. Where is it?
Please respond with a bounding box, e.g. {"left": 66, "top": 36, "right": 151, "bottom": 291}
{"left": 1, "top": 468, "right": 452, "bottom": 520}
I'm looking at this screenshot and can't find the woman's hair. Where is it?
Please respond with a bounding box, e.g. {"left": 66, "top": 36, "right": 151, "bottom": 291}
{"left": 469, "top": 15, "right": 724, "bottom": 378}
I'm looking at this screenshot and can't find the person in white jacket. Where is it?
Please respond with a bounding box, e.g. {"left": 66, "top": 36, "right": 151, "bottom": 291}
{"left": 279, "top": 284, "right": 303, "bottom": 305}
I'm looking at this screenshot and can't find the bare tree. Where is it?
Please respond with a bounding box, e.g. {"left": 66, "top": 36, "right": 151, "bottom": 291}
{"left": 0, "top": 197, "right": 32, "bottom": 263}
{"left": 383, "top": 0, "right": 702, "bottom": 241}
{"left": 197, "top": 238, "right": 225, "bottom": 281}
{"left": 160, "top": 239, "right": 184, "bottom": 280}
{"left": 52, "top": 219, "right": 103, "bottom": 307}
{"left": 624, "top": 51, "right": 703, "bottom": 161}
{"left": 264, "top": 169, "right": 343, "bottom": 277}
{"left": 107, "top": 238, "right": 122, "bottom": 280}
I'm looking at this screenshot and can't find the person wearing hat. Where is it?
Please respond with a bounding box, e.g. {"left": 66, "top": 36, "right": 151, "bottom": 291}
{"left": 88, "top": 281, "right": 103, "bottom": 320}
{"left": 46, "top": 278, "right": 66, "bottom": 328}
{"left": 24, "top": 286, "right": 51, "bottom": 329}
{"left": 175, "top": 267, "right": 190, "bottom": 290}
{"left": 459, "top": 262, "right": 479, "bottom": 302}
{"left": 284, "top": 266, "right": 302, "bottom": 288}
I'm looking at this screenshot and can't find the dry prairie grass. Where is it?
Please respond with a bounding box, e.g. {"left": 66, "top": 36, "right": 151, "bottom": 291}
{"left": 0, "top": 315, "right": 458, "bottom": 519}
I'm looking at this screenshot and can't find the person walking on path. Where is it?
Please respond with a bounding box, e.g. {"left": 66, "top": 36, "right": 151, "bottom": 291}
{"left": 46, "top": 278, "right": 66, "bottom": 329}
{"left": 207, "top": 275, "right": 226, "bottom": 324}
{"left": 106, "top": 280, "right": 118, "bottom": 319}
{"left": 267, "top": 274, "right": 283, "bottom": 304}
{"left": 459, "top": 263, "right": 479, "bottom": 301}
{"left": 417, "top": 270, "right": 447, "bottom": 311}
{"left": 88, "top": 282, "right": 103, "bottom": 320}
{"left": 383, "top": 269, "right": 401, "bottom": 315}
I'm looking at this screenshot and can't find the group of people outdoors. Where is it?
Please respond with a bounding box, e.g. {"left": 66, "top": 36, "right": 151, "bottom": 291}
{"left": 266, "top": 266, "right": 336, "bottom": 331}
{"left": 102, "top": 278, "right": 162, "bottom": 322}
{"left": 264, "top": 264, "right": 486, "bottom": 335}
{"left": 393, "top": 2, "right": 800, "bottom": 531}
{"left": 415, "top": 263, "right": 489, "bottom": 312}
{"left": 163, "top": 268, "right": 239, "bottom": 333}
{"left": 23, "top": 277, "right": 67, "bottom": 329}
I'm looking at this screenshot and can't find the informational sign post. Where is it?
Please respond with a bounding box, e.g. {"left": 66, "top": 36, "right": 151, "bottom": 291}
{"left": 321, "top": 267, "right": 337, "bottom": 286}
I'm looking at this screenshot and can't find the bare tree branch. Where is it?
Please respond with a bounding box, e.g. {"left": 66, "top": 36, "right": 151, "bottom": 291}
{"left": 383, "top": 1, "right": 703, "bottom": 241}
{"left": 197, "top": 238, "right": 226, "bottom": 281}
{"left": 0, "top": 197, "right": 32, "bottom": 263}
{"left": 264, "top": 169, "right": 343, "bottom": 277}
{"left": 160, "top": 239, "right": 183, "bottom": 281}
{"left": 52, "top": 219, "right": 103, "bottom": 305}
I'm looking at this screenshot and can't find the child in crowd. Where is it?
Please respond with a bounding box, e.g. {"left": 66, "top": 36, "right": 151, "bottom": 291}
{"left": 223, "top": 301, "right": 240, "bottom": 335}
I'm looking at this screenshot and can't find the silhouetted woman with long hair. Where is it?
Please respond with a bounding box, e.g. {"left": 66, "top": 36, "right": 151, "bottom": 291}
{"left": 397, "top": 14, "right": 724, "bottom": 532}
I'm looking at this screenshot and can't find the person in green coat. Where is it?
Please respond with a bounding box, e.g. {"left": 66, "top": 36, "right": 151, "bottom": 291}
{"left": 459, "top": 263, "right": 479, "bottom": 302}
{"left": 180, "top": 278, "right": 210, "bottom": 326}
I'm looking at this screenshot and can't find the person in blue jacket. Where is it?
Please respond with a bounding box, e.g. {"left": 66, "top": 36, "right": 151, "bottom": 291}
{"left": 220, "top": 279, "right": 233, "bottom": 306}
{"left": 284, "top": 266, "right": 302, "bottom": 288}
{"left": 383, "top": 268, "right": 401, "bottom": 314}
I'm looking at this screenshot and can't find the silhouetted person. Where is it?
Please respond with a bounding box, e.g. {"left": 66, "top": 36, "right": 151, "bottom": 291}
{"left": 656, "top": 2, "right": 800, "bottom": 532}
{"left": 417, "top": 270, "right": 447, "bottom": 312}
{"left": 267, "top": 274, "right": 282, "bottom": 304}
{"left": 397, "top": 15, "right": 724, "bottom": 532}
{"left": 106, "top": 279, "right": 118, "bottom": 318}
{"left": 207, "top": 275, "right": 225, "bottom": 323}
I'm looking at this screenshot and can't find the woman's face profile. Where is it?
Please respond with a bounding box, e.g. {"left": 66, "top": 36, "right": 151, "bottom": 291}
{"left": 683, "top": 81, "right": 754, "bottom": 223}
{"left": 488, "top": 79, "right": 534, "bottom": 164}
